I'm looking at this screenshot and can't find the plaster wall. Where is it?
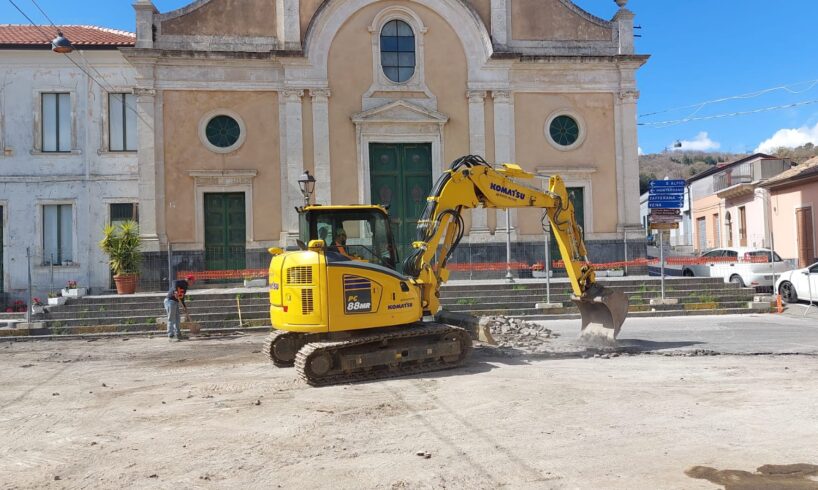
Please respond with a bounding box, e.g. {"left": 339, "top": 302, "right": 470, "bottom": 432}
{"left": 513, "top": 92, "right": 615, "bottom": 235}
{"left": 300, "top": 0, "right": 325, "bottom": 41}
{"left": 161, "top": 0, "right": 277, "bottom": 37}
{"left": 162, "top": 90, "right": 281, "bottom": 245}
{"left": 511, "top": 0, "right": 610, "bottom": 41}
{"left": 326, "top": 1, "right": 469, "bottom": 205}
{"left": 692, "top": 194, "right": 723, "bottom": 251}
{"left": 723, "top": 193, "right": 768, "bottom": 249}
{"left": 0, "top": 50, "right": 138, "bottom": 299}
{"left": 770, "top": 181, "right": 818, "bottom": 261}
{"left": 465, "top": 0, "right": 491, "bottom": 33}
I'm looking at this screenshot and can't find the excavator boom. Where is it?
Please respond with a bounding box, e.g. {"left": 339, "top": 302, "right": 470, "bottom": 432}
{"left": 402, "top": 155, "right": 628, "bottom": 342}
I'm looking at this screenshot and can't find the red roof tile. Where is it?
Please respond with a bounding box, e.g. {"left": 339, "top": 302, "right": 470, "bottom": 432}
{"left": 0, "top": 25, "right": 135, "bottom": 48}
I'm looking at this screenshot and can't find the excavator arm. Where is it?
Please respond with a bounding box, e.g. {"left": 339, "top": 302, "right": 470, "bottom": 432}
{"left": 403, "top": 155, "right": 628, "bottom": 342}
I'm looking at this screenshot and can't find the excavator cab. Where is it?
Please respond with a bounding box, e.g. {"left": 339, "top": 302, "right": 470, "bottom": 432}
{"left": 298, "top": 205, "right": 400, "bottom": 271}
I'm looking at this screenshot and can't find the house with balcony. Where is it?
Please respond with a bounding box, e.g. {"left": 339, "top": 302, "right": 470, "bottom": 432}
{"left": 687, "top": 153, "right": 793, "bottom": 253}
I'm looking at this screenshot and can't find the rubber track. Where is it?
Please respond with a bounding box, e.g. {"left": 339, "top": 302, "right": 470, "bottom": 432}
{"left": 263, "top": 330, "right": 298, "bottom": 367}
{"left": 294, "top": 323, "right": 472, "bottom": 386}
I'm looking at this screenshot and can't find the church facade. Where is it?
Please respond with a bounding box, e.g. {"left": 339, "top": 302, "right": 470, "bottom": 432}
{"left": 123, "top": 0, "right": 647, "bottom": 273}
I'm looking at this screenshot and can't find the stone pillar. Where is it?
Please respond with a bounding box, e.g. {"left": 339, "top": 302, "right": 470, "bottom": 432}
{"left": 490, "top": 0, "right": 509, "bottom": 49}
{"left": 133, "top": 1, "right": 156, "bottom": 49}
{"left": 492, "top": 90, "right": 516, "bottom": 232}
{"left": 310, "top": 89, "right": 332, "bottom": 205}
{"left": 282, "top": 89, "right": 304, "bottom": 238}
{"left": 276, "top": 0, "right": 301, "bottom": 50}
{"left": 613, "top": 3, "right": 635, "bottom": 55}
{"left": 617, "top": 89, "right": 641, "bottom": 231}
{"left": 135, "top": 87, "right": 160, "bottom": 251}
{"left": 467, "top": 90, "right": 490, "bottom": 235}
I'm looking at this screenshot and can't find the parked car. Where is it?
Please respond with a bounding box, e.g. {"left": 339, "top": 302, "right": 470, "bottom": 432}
{"left": 775, "top": 262, "right": 818, "bottom": 303}
{"left": 681, "top": 247, "right": 791, "bottom": 289}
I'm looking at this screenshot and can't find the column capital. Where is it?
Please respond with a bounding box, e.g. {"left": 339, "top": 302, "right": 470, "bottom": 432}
{"left": 309, "top": 88, "right": 331, "bottom": 100}
{"left": 618, "top": 90, "right": 640, "bottom": 103}
{"left": 466, "top": 90, "right": 487, "bottom": 103}
{"left": 133, "top": 87, "right": 156, "bottom": 98}
{"left": 492, "top": 90, "right": 511, "bottom": 102}
{"left": 283, "top": 89, "right": 304, "bottom": 102}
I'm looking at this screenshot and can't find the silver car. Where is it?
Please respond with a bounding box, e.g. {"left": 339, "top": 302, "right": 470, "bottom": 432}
{"left": 681, "top": 247, "right": 791, "bottom": 288}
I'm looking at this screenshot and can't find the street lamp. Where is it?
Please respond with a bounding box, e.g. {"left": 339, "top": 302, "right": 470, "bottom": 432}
{"left": 297, "top": 170, "right": 316, "bottom": 206}
{"left": 51, "top": 31, "right": 73, "bottom": 53}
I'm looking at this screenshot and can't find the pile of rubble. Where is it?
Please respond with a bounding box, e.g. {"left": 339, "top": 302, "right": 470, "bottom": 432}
{"left": 477, "top": 315, "right": 559, "bottom": 354}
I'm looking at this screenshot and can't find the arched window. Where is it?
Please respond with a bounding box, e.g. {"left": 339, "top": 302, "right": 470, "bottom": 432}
{"left": 380, "top": 19, "right": 415, "bottom": 83}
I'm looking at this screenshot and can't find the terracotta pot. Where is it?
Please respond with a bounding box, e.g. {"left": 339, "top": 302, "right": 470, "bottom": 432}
{"left": 113, "top": 273, "right": 139, "bottom": 294}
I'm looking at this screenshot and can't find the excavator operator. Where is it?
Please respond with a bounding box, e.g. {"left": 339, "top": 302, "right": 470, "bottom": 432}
{"left": 329, "top": 228, "right": 355, "bottom": 260}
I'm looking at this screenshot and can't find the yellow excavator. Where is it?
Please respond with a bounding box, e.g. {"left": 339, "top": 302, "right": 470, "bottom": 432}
{"left": 264, "top": 155, "right": 628, "bottom": 385}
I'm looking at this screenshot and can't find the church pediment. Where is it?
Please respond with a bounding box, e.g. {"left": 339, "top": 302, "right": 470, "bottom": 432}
{"left": 351, "top": 100, "right": 448, "bottom": 125}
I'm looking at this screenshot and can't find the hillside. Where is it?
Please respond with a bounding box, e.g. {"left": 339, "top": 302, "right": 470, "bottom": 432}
{"left": 638, "top": 143, "right": 818, "bottom": 194}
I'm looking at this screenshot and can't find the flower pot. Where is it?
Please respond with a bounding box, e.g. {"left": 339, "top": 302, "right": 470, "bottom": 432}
{"left": 532, "top": 270, "right": 553, "bottom": 278}
{"left": 31, "top": 305, "right": 45, "bottom": 315}
{"left": 61, "top": 287, "right": 86, "bottom": 298}
{"left": 113, "top": 274, "right": 139, "bottom": 295}
{"left": 243, "top": 278, "right": 267, "bottom": 288}
{"left": 48, "top": 296, "right": 67, "bottom": 306}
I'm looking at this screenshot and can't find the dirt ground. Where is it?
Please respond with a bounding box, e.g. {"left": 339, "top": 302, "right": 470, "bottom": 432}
{"left": 2, "top": 333, "right": 818, "bottom": 489}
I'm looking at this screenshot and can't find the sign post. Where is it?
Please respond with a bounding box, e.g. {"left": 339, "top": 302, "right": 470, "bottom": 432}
{"left": 649, "top": 180, "right": 685, "bottom": 305}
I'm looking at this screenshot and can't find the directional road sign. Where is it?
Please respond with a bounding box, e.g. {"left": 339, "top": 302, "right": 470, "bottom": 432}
{"left": 649, "top": 201, "right": 684, "bottom": 209}
{"left": 649, "top": 215, "right": 682, "bottom": 223}
{"left": 649, "top": 186, "right": 685, "bottom": 194}
{"left": 650, "top": 222, "right": 680, "bottom": 230}
{"left": 650, "top": 208, "right": 681, "bottom": 215}
{"left": 648, "top": 194, "right": 684, "bottom": 202}
{"left": 649, "top": 179, "right": 686, "bottom": 187}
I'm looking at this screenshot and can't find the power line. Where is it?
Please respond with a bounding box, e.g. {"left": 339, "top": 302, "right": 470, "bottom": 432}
{"left": 29, "top": 0, "right": 58, "bottom": 30}
{"left": 639, "top": 77, "right": 818, "bottom": 119}
{"left": 639, "top": 99, "right": 818, "bottom": 128}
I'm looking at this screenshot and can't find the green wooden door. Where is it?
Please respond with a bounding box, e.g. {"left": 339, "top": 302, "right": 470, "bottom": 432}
{"left": 204, "top": 193, "right": 246, "bottom": 271}
{"left": 369, "top": 143, "right": 433, "bottom": 261}
{"left": 549, "top": 187, "right": 585, "bottom": 265}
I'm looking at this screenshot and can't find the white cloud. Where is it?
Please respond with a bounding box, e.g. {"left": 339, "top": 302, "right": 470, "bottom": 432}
{"left": 638, "top": 146, "right": 644, "bottom": 155}
{"left": 754, "top": 122, "right": 818, "bottom": 153}
{"left": 673, "top": 132, "right": 721, "bottom": 152}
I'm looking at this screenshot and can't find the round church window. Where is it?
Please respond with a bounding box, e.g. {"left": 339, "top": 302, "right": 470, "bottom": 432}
{"left": 205, "top": 115, "right": 241, "bottom": 148}
{"left": 199, "top": 110, "right": 247, "bottom": 154}
{"left": 549, "top": 115, "right": 580, "bottom": 147}
{"left": 545, "top": 111, "right": 586, "bottom": 151}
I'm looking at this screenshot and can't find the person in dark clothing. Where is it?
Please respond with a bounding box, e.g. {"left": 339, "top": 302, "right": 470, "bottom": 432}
{"left": 165, "top": 274, "right": 195, "bottom": 341}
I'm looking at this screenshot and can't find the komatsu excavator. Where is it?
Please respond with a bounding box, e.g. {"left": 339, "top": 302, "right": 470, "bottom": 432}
{"left": 264, "top": 155, "right": 628, "bottom": 385}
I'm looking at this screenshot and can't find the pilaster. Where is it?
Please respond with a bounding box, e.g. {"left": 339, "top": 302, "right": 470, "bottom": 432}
{"left": 492, "top": 89, "right": 516, "bottom": 233}
{"left": 617, "top": 89, "right": 641, "bottom": 230}
{"left": 133, "top": 1, "right": 157, "bottom": 49}
{"left": 310, "top": 89, "right": 332, "bottom": 205}
{"left": 490, "top": 0, "right": 509, "bottom": 49}
{"left": 613, "top": 3, "right": 635, "bottom": 55}
{"left": 282, "top": 89, "right": 304, "bottom": 239}
{"left": 276, "top": 0, "right": 302, "bottom": 50}
{"left": 467, "top": 90, "right": 490, "bottom": 235}
{"left": 134, "top": 87, "right": 160, "bottom": 251}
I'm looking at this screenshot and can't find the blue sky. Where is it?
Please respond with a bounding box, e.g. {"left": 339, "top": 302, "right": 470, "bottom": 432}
{"left": 3, "top": 0, "right": 818, "bottom": 155}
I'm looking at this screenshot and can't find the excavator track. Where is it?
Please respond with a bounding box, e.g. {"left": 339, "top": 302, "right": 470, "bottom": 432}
{"left": 294, "top": 323, "right": 472, "bottom": 386}
{"left": 264, "top": 330, "right": 311, "bottom": 367}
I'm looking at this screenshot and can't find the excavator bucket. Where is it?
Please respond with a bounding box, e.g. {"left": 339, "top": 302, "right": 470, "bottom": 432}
{"left": 572, "top": 285, "right": 629, "bottom": 346}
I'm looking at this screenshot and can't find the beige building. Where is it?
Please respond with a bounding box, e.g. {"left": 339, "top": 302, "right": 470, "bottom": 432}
{"left": 122, "top": 0, "right": 647, "bottom": 272}
{"left": 762, "top": 157, "right": 818, "bottom": 267}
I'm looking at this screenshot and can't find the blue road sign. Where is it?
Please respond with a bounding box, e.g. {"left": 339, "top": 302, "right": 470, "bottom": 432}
{"left": 648, "top": 194, "right": 684, "bottom": 202}
{"left": 648, "top": 201, "right": 683, "bottom": 209}
{"left": 649, "top": 186, "right": 685, "bottom": 195}
{"left": 650, "top": 179, "right": 686, "bottom": 187}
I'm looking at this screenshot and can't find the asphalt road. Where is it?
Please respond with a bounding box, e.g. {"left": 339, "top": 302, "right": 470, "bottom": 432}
{"left": 539, "top": 308, "right": 818, "bottom": 355}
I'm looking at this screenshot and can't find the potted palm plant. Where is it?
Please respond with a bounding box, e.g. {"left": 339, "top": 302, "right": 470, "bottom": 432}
{"left": 99, "top": 220, "right": 142, "bottom": 294}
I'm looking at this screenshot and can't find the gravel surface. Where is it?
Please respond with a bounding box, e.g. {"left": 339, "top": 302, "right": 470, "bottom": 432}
{"left": 2, "top": 331, "right": 817, "bottom": 489}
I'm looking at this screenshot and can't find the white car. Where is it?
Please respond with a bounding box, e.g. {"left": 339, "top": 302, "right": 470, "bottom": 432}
{"left": 775, "top": 262, "right": 818, "bottom": 303}
{"left": 681, "top": 247, "right": 791, "bottom": 288}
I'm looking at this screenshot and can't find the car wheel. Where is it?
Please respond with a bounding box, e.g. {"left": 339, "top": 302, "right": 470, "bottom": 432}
{"left": 683, "top": 269, "right": 694, "bottom": 277}
{"left": 779, "top": 281, "right": 798, "bottom": 304}
{"left": 729, "top": 274, "right": 745, "bottom": 287}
